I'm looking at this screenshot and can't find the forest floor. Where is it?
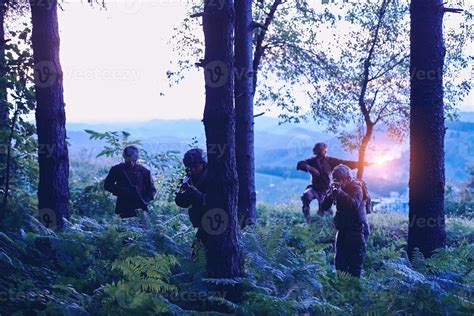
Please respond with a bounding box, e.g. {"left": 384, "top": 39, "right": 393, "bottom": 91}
{"left": 0, "top": 203, "right": 473, "bottom": 315}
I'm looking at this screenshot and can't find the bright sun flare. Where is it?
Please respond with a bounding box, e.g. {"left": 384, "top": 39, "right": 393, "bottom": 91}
{"left": 370, "top": 149, "right": 401, "bottom": 165}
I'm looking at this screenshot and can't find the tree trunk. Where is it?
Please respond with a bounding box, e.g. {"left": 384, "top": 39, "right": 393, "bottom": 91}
{"left": 357, "top": 124, "right": 373, "bottom": 180}
{"left": 2, "top": 105, "right": 17, "bottom": 209}
{"left": 0, "top": 0, "right": 8, "bottom": 209}
{"left": 408, "top": 0, "right": 446, "bottom": 258}
{"left": 234, "top": 0, "right": 255, "bottom": 228}
{"left": 202, "top": 0, "right": 242, "bottom": 300}
{"left": 30, "top": 0, "right": 69, "bottom": 228}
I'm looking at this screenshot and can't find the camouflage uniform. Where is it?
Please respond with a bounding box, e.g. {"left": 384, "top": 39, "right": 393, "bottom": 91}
{"left": 321, "top": 177, "right": 370, "bottom": 278}
{"left": 175, "top": 167, "right": 208, "bottom": 233}
{"left": 175, "top": 149, "right": 209, "bottom": 248}
{"left": 298, "top": 155, "right": 358, "bottom": 217}
{"left": 104, "top": 162, "right": 156, "bottom": 218}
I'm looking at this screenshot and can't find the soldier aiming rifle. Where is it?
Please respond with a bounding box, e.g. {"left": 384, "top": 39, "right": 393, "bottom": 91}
{"left": 175, "top": 148, "right": 208, "bottom": 254}
{"left": 320, "top": 164, "right": 370, "bottom": 278}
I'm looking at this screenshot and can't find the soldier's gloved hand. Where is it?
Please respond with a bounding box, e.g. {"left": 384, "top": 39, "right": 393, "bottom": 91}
{"left": 297, "top": 161, "right": 308, "bottom": 171}
{"left": 187, "top": 184, "right": 199, "bottom": 195}
{"left": 330, "top": 183, "right": 341, "bottom": 197}
{"left": 187, "top": 185, "right": 203, "bottom": 202}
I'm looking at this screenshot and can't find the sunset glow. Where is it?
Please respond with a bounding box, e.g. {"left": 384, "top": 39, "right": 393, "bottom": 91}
{"left": 370, "top": 148, "right": 402, "bottom": 166}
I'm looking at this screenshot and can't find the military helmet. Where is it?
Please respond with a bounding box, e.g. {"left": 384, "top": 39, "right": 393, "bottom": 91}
{"left": 183, "top": 148, "right": 207, "bottom": 167}
{"left": 123, "top": 145, "right": 140, "bottom": 161}
{"left": 332, "top": 164, "right": 352, "bottom": 181}
{"left": 313, "top": 142, "right": 328, "bottom": 155}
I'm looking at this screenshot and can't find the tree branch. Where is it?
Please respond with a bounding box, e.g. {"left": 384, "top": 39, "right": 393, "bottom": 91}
{"left": 190, "top": 12, "right": 206, "bottom": 18}
{"left": 367, "top": 88, "right": 380, "bottom": 113}
{"left": 369, "top": 54, "right": 409, "bottom": 82}
{"left": 251, "top": 21, "right": 267, "bottom": 30}
{"left": 358, "top": 0, "right": 390, "bottom": 126}
{"left": 374, "top": 101, "right": 392, "bottom": 124}
{"left": 443, "top": 7, "right": 463, "bottom": 14}
{"left": 253, "top": 0, "right": 282, "bottom": 93}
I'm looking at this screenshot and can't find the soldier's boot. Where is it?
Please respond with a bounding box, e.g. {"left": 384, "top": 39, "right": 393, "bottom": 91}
{"left": 300, "top": 191, "right": 312, "bottom": 224}
{"left": 301, "top": 204, "right": 311, "bottom": 224}
{"left": 301, "top": 195, "right": 312, "bottom": 223}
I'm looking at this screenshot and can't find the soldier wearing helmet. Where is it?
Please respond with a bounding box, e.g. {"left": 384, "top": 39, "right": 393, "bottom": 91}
{"left": 320, "top": 164, "right": 370, "bottom": 278}
{"left": 175, "top": 148, "right": 209, "bottom": 247}
{"left": 297, "top": 142, "right": 368, "bottom": 223}
{"left": 104, "top": 145, "right": 157, "bottom": 218}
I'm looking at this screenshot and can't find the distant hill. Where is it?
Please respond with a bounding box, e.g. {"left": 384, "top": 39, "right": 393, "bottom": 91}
{"left": 67, "top": 112, "right": 474, "bottom": 200}
{"left": 459, "top": 111, "right": 474, "bottom": 122}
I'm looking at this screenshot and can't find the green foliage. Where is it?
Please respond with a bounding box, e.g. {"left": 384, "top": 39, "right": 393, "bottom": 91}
{"left": 70, "top": 179, "right": 116, "bottom": 217}
{"left": 1, "top": 203, "right": 474, "bottom": 315}
{"left": 446, "top": 167, "right": 474, "bottom": 219}
{"left": 168, "top": 0, "right": 332, "bottom": 115}
{"left": 142, "top": 149, "right": 184, "bottom": 203}
{"left": 84, "top": 130, "right": 141, "bottom": 159}
{"left": 102, "top": 255, "right": 179, "bottom": 314}
{"left": 0, "top": 23, "right": 37, "bottom": 214}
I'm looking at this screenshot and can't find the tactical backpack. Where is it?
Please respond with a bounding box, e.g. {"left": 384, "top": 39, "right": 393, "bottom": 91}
{"left": 356, "top": 179, "right": 373, "bottom": 214}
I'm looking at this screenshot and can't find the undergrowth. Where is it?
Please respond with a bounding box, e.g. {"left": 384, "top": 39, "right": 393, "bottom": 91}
{"left": 0, "top": 203, "right": 473, "bottom": 315}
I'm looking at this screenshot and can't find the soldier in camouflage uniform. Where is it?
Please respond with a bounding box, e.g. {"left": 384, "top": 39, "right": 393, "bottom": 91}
{"left": 297, "top": 142, "right": 363, "bottom": 223}
{"left": 320, "top": 164, "right": 370, "bottom": 278}
{"left": 104, "top": 146, "right": 156, "bottom": 218}
{"left": 175, "top": 148, "right": 209, "bottom": 247}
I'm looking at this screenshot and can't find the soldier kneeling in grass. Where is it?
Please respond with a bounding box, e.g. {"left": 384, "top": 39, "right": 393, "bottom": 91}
{"left": 297, "top": 142, "right": 366, "bottom": 223}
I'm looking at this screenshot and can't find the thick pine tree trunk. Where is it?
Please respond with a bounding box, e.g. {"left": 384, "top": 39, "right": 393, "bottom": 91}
{"left": 234, "top": 0, "right": 255, "bottom": 228}
{"left": 30, "top": 0, "right": 69, "bottom": 228}
{"left": 202, "top": 0, "right": 242, "bottom": 297}
{"left": 408, "top": 0, "right": 446, "bottom": 258}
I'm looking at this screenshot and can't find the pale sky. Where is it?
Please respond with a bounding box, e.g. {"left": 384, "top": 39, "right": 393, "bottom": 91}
{"left": 56, "top": 0, "right": 472, "bottom": 123}
{"left": 59, "top": 0, "right": 206, "bottom": 122}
